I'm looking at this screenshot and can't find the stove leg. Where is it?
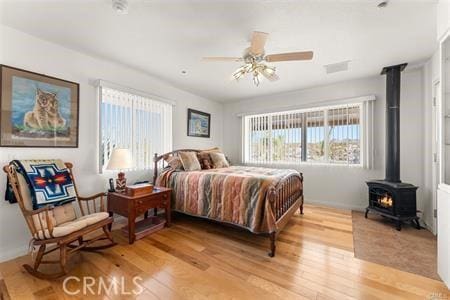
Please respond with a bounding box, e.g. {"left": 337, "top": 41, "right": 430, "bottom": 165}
{"left": 364, "top": 208, "right": 369, "bottom": 219}
{"left": 413, "top": 218, "right": 421, "bottom": 230}
{"left": 395, "top": 220, "right": 402, "bottom": 231}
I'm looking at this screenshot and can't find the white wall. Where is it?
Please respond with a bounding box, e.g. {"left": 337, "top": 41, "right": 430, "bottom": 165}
{"left": 0, "top": 25, "right": 224, "bottom": 261}
{"left": 223, "top": 69, "right": 426, "bottom": 219}
{"left": 437, "top": 0, "right": 450, "bottom": 42}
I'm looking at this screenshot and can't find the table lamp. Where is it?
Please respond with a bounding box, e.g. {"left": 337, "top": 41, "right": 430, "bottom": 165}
{"left": 106, "top": 148, "right": 133, "bottom": 192}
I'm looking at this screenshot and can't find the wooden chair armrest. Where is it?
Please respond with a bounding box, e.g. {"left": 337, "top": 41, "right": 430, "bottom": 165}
{"left": 24, "top": 205, "right": 55, "bottom": 239}
{"left": 24, "top": 205, "right": 54, "bottom": 216}
{"left": 78, "top": 192, "right": 107, "bottom": 201}
{"left": 77, "top": 192, "right": 107, "bottom": 215}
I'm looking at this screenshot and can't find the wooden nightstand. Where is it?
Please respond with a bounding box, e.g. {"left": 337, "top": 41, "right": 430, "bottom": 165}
{"left": 107, "top": 187, "right": 171, "bottom": 244}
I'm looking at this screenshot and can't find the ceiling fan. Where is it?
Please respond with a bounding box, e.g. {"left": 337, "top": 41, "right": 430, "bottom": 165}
{"left": 203, "top": 31, "right": 314, "bottom": 86}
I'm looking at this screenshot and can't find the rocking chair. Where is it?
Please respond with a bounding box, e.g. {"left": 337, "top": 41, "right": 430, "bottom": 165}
{"left": 3, "top": 162, "right": 116, "bottom": 279}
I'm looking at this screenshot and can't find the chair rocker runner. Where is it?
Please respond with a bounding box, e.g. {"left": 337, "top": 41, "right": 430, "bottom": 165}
{"left": 3, "top": 161, "right": 116, "bottom": 279}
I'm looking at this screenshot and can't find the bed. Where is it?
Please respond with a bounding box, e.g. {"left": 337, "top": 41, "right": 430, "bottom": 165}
{"left": 153, "top": 149, "right": 304, "bottom": 257}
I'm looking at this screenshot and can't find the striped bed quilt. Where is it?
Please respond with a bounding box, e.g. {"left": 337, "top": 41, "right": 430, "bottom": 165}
{"left": 156, "top": 166, "right": 301, "bottom": 233}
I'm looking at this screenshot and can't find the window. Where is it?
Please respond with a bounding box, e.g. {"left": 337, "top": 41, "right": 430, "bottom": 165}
{"left": 327, "top": 106, "right": 361, "bottom": 164}
{"left": 306, "top": 110, "right": 325, "bottom": 162}
{"left": 243, "top": 103, "right": 363, "bottom": 166}
{"left": 100, "top": 86, "right": 172, "bottom": 171}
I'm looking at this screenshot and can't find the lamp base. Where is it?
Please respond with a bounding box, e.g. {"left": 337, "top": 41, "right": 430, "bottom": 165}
{"left": 116, "top": 172, "right": 127, "bottom": 193}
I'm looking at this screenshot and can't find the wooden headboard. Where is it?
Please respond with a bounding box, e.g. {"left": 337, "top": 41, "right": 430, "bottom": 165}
{"left": 152, "top": 149, "right": 202, "bottom": 184}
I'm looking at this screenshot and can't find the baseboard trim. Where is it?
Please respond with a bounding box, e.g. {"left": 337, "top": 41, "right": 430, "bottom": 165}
{"left": 421, "top": 221, "right": 436, "bottom": 235}
{"left": 305, "top": 198, "right": 366, "bottom": 212}
{"left": 0, "top": 246, "right": 28, "bottom": 263}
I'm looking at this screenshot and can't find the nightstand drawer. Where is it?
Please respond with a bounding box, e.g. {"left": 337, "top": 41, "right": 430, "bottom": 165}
{"left": 135, "top": 198, "right": 156, "bottom": 214}
{"left": 135, "top": 192, "right": 169, "bottom": 214}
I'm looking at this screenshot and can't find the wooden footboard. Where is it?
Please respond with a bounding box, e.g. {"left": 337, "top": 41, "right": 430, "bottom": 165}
{"left": 267, "top": 173, "right": 304, "bottom": 257}
{"left": 269, "top": 173, "right": 304, "bottom": 220}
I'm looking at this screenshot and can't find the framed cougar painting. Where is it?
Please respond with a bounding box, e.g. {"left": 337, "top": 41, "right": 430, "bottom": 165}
{"left": 0, "top": 65, "right": 79, "bottom": 147}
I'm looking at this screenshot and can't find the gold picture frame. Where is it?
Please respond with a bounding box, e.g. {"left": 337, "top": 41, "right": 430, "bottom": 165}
{"left": 0, "top": 65, "right": 79, "bottom": 147}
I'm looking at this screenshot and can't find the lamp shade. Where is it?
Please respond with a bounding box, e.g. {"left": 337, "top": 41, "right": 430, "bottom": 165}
{"left": 106, "top": 148, "right": 133, "bottom": 170}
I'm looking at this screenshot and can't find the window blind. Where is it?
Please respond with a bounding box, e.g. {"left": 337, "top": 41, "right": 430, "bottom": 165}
{"left": 244, "top": 103, "right": 364, "bottom": 166}
{"left": 100, "top": 87, "right": 172, "bottom": 171}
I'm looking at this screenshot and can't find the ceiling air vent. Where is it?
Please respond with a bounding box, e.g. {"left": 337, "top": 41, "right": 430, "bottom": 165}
{"left": 324, "top": 60, "right": 350, "bottom": 74}
{"left": 112, "top": 0, "right": 128, "bottom": 14}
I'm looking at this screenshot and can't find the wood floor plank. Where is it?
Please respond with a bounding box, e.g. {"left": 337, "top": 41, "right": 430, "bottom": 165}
{"left": 111, "top": 232, "right": 271, "bottom": 300}
{"left": 0, "top": 204, "right": 448, "bottom": 299}
{"left": 166, "top": 224, "right": 356, "bottom": 299}
{"left": 149, "top": 230, "right": 299, "bottom": 299}
{"left": 137, "top": 240, "right": 276, "bottom": 300}
{"left": 109, "top": 244, "right": 186, "bottom": 300}
{"left": 0, "top": 279, "right": 10, "bottom": 300}
{"left": 155, "top": 229, "right": 252, "bottom": 281}
{"left": 172, "top": 213, "right": 446, "bottom": 298}
{"left": 246, "top": 274, "right": 306, "bottom": 300}
{"left": 171, "top": 215, "right": 447, "bottom": 299}
{"left": 146, "top": 237, "right": 210, "bottom": 271}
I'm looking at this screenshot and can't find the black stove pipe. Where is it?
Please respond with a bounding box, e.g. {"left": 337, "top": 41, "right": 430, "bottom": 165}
{"left": 381, "top": 63, "right": 407, "bottom": 183}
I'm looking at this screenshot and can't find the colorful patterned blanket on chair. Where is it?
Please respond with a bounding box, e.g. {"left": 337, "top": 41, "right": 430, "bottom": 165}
{"left": 12, "top": 159, "right": 77, "bottom": 209}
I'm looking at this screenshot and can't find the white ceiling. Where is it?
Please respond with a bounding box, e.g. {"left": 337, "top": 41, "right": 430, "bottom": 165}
{"left": 0, "top": 0, "right": 438, "bottom": 102}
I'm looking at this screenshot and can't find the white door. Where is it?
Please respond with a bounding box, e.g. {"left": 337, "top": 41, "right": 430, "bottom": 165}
{"left": 432, "top": 80, "right": 441, "bottom": 234}
{"left": 438, "top": 188, "right": 450, "bottom": 287}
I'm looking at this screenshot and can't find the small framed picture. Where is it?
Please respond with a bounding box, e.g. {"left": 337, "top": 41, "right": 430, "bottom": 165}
{"left": 0, "top": 65, "right": 79, "bottom": 147}
{"left": 187, "top": 108, "right": 210, "bottom": 138}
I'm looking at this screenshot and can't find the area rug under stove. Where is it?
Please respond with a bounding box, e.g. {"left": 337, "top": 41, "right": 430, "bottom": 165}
{"left": 352, "top": 211, "right": 439, "bottom": 280}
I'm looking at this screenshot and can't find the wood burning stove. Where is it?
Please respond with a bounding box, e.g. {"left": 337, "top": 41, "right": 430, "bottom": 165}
{"left": 366, "top": 180, "right": 419, "bottom": 230}
{"left": 365, "top": 63, "right": 420, "bottom": 231}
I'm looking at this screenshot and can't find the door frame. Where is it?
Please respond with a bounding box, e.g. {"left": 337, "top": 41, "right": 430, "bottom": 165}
{"left": 432, "top": 79, "right": 441, "bottom": 235}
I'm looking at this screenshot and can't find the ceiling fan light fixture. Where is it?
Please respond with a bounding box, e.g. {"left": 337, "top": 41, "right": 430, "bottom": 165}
{"left": 232, "top": 62, "right": 277, "bottom": 86}
{"left": 232, "top": 68, "right": 245, "bottom": 80}
{"left": 264, "top": 65, "right": 276, "bottom": 76}
{"left": 253, "top": 73, "right": 260, "bottom": 86}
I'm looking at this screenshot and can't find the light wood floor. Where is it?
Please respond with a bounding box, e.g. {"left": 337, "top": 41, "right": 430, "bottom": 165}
{"left": 0, "top": 204, "right": 449, "bottom": 299}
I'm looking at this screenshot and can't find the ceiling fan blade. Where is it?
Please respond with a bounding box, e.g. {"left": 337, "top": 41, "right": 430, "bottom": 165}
{"left": 202, "top": 57, "right": 243, "bottom": 62}
{"left": 250, "top": 31, "right": 269, "bottom": 55}
{"left": 265, "top": 51, "right": 314, "bottom": 62}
